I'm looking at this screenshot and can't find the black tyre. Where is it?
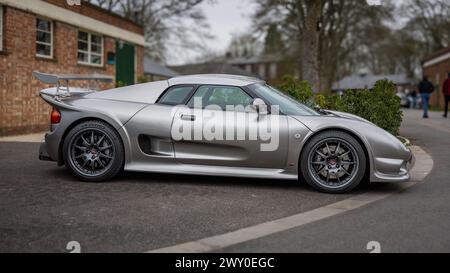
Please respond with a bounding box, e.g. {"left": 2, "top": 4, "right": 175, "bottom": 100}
{"left": 300, "top": 131, "right": 366, "bottom": 193}
{"left": 63, "top": 120, "right": 124, "bottom": 182}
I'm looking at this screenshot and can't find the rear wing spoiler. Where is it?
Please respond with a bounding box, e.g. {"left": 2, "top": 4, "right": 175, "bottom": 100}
{"left": 33, "top": 71, "right": 114, "bottom": 96}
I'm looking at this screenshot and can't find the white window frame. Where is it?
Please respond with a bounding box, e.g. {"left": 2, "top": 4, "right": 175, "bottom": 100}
{"left": 77, "top": 30, "right": 104, "bottom": 67}
{"left": 36, "top": 18, "right": 53, "bottom": 59}
{"left": 0, "top": 5, "right": 3, "bottom": 52}
{"left": 258, "top": 63, "right": 266, "bottom": 79}
{"left": 269, "top": 63, "right": 277, "bottom": 79}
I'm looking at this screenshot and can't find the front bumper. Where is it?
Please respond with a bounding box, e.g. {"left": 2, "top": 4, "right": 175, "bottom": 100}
{"left": 371, "top": 150, "right": 415, "bottom": 183}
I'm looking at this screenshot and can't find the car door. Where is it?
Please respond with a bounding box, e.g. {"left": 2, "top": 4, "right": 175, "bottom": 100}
{"left": 124, "top": 85, "right": 196, "bottom": 163}
{"left": 171, "top": 85, "right": 289, "bottom": 168}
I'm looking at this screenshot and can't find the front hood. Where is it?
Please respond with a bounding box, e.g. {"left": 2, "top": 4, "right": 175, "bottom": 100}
{"left": 290, "top": 112, "right": 411, "bottom": 160}
{"left": 324, "top": 110, "right": 375, "bottom": 126}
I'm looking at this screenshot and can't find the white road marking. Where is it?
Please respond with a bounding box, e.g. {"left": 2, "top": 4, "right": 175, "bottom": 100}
{"left": 147, "top": 146, "right": 433, "bottom": 253}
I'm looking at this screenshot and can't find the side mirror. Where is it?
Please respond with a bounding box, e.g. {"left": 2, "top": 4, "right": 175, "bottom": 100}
{"left": 252, "top": 98, "right": 268, "bottom": 115}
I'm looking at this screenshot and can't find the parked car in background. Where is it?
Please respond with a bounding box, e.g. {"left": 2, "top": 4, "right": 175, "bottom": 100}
{"left": 397, "top": 91, "right": 410, "bottom": 108}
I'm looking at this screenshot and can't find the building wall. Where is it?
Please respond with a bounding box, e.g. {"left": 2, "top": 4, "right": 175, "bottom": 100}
{"left": 136, "top": 46, "right": 144, "bottom": 80}
{"left": 423, "top": 58, "right": 450, "bottom": 108}
{"left": 42, "top": 0, "right": 143, "bottom": 35}
{"left": 0, "top": 5, "right": 144, "bottom": 136}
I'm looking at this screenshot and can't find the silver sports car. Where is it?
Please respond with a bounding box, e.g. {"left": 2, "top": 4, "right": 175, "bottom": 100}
{"left": 34, "top": 72, "right": 414, "bottom": 193}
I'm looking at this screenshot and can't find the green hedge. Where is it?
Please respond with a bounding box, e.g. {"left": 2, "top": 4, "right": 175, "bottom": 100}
{"left": 277, "top": 76, "right": 403, "bottom": 135}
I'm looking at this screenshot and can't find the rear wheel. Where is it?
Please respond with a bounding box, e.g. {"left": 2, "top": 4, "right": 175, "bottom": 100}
{"left": 300, "top": 131, "right": 366, "bottom": 193}
{"left": 63, "top": 120, "right": 124, "bottom": 182}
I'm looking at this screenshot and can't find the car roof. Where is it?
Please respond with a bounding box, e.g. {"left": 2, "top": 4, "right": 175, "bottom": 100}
{"left": 168, "top": 74, "right": 265, "bottom": 87}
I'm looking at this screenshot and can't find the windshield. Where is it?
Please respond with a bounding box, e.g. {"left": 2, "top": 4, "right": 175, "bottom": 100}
{"left": 249, "top": 84, "right": 320, "bottom": 116}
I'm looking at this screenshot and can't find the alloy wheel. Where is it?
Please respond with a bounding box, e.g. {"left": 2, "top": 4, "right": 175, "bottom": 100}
{"left": 307, "top": 138, "right": 359, "bottom": 189}
{"left": 69, "top": 129, "right": 115, "bottom": 177}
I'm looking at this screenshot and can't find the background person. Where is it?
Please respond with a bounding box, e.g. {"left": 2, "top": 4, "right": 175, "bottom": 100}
{"left": 443, "top": 73, "right": 450, "bottom": 118}
{"left": 409, "top": 89, "right": 417, "bottom": 109}
{"left": 418, "top": 76, "right": 435, "bottom": 118}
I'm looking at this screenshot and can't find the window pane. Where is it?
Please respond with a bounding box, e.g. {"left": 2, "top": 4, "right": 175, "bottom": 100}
{"left": 91, "top": 54, "right": 102, "bottom": 65}
{"left": 78, "top": 41, "right": 88, "bottom": 51}
{"left": 187, "top": 86, "right": 209, "bottom": 108}
{"left": 249, "top": 84, "right": 319, "bottom": 116}
{"left": 91, "top": 35, "right": 102, "bottom": 44}
{"left": 36, "top": 31, "right": 51, "bottom": 43}
{"left": 78, "top": 31, "right": 88, "bottom": 41}
{"left": 160, "top": 87, "right": 194, "bottom": 105}
{"left": 188, "top": 86, "right": 253, "bottom": 110}
{"left": 36, "top": 19, "right": 51, "bottom": 32}
{"left": 91, "top": 43, "right": 102, "bottom": 54}
{"left": 77, "top": 51, "right": 88, "bottom": 63}
{"left": 208, "top": 87, "right": 253, "bottom": 108}
{"left": 36, "top": 43, "right": 51, "bottom": 56}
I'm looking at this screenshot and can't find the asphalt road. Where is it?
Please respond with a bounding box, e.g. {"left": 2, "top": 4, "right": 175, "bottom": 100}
{"left": 0, "top": 109, "right": 443, "bottom": 253}
{"left": 0, "top": 142, "right": 359, "bottom": 253}
{"left": 219, "top": 109, "right": 450, "bottom": 253}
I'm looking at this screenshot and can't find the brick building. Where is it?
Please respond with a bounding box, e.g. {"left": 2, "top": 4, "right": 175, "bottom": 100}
{"left": 0, "top": 0, "right": 145, "bottom": 136}
{"left": 228, "top": 55, "right": 297, "bottom": 85}
{"left": 422, "top": 45, "right": 450, "bottom": 108}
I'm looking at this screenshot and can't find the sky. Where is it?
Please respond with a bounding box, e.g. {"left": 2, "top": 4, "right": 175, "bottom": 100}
{"left": 201, "top": 0, "right": 257, "bottom": 50}
{"left": 168, "top": 0, "right": 399, "bottom": 65}
{"left": 168, "top": 0, "right": 257, "bottom": 65}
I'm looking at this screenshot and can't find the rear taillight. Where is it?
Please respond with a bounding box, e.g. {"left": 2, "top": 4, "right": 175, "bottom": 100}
{"left": 50, "top": 108, "right": 61, "bottom": 124}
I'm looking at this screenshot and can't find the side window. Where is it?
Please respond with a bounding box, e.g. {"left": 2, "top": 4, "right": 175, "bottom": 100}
{"left": 187, "top": 86, "right": 209, "bottom": 108}
{"left": 188, "top": 85, "right": 253, "bottom": 110}
{"left": 159, "top": 86, "right": 194, "bottom": 105}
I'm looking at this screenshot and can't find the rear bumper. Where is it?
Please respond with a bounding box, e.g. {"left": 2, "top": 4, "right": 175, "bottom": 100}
{"left": 39, "top": 131, "right": 59, "bottom": 162}
{"left": 39, "top": 140, "right": 53, "bottom": 161}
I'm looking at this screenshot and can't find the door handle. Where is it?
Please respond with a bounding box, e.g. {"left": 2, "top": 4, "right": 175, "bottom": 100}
{"left": 181, "top": 114, "right": 196, "bottom": 121}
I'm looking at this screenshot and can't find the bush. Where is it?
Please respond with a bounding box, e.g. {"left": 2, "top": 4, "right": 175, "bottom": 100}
{"left": 277, "top": 75, "right": 403, "bottom": 135}
{"left": 115, "top": 81, "right": 126, "bottom": 88}
{"left": 137, "top": 75, "right": 150, "bottom": 83}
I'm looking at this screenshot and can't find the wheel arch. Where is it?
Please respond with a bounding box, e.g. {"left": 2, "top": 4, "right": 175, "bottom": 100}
{"left": 299, "top": 127, "right": 372, "bottom": 181}
{"left": 57, "top": 117, "right": 125, "bottom": 166}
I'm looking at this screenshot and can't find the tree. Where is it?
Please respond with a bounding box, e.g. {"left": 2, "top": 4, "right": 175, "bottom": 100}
{"left": 351, "top": 0, "right": 450, "bottom": 79}
{"left": 319, "top": 0, "right": 394, "bottom": 88}
{"left": 253, "top": 0, "right": 392, "bottom": 92}
{"left": 89, "top": 0, "right": 119, "bottom": 11}
{"left": 226, "top": 32, "right": 262, "bottom": 58}
{"left": 263, "top": 24, "right": 285, "bottom": 55}
{"left": 253, "top": 0, "right": 323, "bottom": 92}
{"left": 402, "top": 0, "right": 450, "bottom": 52}
{"left": 85, "top": 0, "right": 213, "bottom": 62}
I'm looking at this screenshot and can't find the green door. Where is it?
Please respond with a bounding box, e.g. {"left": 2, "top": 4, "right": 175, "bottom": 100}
{"left": 116, "top": 41, "right": 135, "bottom": 86}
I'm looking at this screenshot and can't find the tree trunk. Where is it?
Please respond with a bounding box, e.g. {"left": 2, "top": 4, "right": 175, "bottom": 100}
{"left": 301, "top": 0, "right": 322, "bottom": 93}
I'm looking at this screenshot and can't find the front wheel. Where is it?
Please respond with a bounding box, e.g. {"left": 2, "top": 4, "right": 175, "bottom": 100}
{"left": 300, "top": 131, "right": 366, "bottom": 193}
{"left": 63, "top": 120, "right": 124, "bottom": 182}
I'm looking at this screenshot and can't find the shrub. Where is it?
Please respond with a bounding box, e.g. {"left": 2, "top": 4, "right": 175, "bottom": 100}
{"left": 115, "top": 81, "right": 126, "bottom": 88}
{"left": 277, "top": 76, "right": 315, "bottom": 107}
{"left": 277, "top": 76, "right": 403, "bottom": 135}
{"left": 137, "top": 75, "right": 150, "bottom": 83}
